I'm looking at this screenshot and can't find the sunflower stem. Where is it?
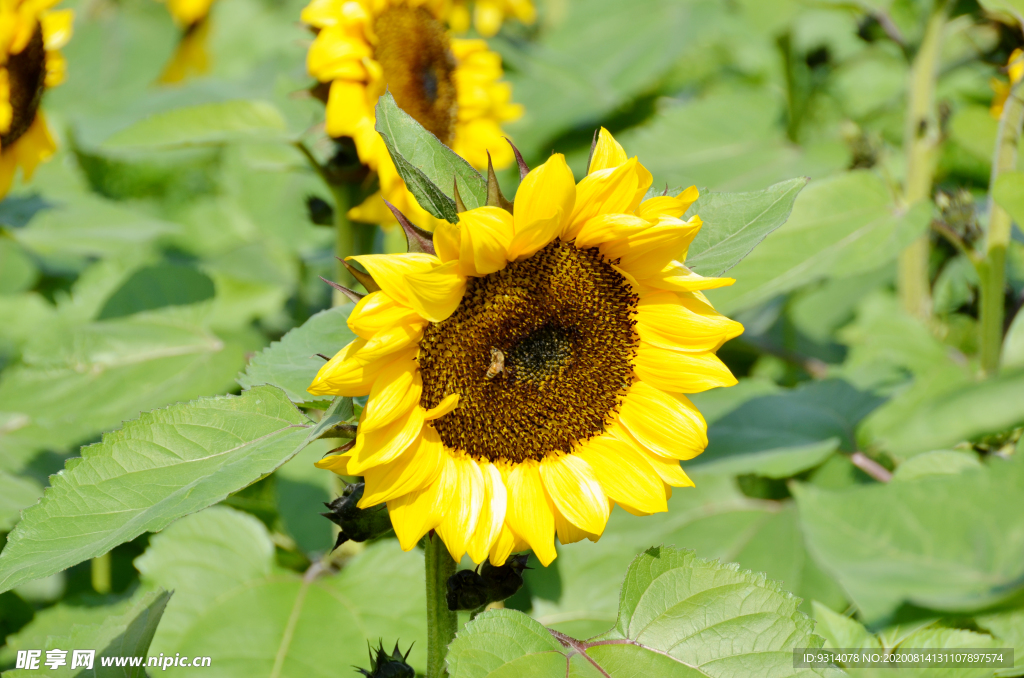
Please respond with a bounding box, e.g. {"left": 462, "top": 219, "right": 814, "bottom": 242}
{"left": 897, "top": 1, "right": 950, "bottom": 322}
{"left": 330, "top": 183, "right": 359, "bottom": 301}
{"left": 91, "top": 552, "right": 111, "bottom": 594}
{"left": 425, "top": 535, "right": 458, "bottom": 678}
{"left": 979, "top": 80, "right": 1024, "bottom": 375}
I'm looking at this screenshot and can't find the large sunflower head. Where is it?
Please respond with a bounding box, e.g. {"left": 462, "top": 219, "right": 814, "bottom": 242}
{"left": 301, "top": 0, "right": 522, "bottom": 229}
{"left": 0, "top": 0, "right": 71, "bottom": 197}
{"left": 309, "top": 129, "right": 743, "bottom": 567}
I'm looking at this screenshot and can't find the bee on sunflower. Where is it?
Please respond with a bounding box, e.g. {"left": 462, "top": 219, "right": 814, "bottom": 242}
{"left": 156, "top": 0, "right": 215, "bottom": 83}
{"left": 309, "top": 128, "right": 742, "bottom": 567}
{"left": 0, "top": 0, "right": 72, "bottom": 198}
{"left": 301, "top": 0, "right": 522, "bottom": 230}
{"left": 448, "top": 0, "right": 535, "bottom": 37}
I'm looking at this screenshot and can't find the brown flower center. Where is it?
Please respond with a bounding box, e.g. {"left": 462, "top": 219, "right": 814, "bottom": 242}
{"left": 373, "top": 5, "right": 456, "bottom": 145}
{"left": 2, "top": 25, "right": 45, "bottom": 148}
{"left": 418, "top": 240, "right": 638, "bottom": 463}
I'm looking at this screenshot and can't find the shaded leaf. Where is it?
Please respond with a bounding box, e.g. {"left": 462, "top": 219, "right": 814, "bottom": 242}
{"left": 0, "top": 471, "right": 43, "bottom": 532}
{"left": 98, "top": 264, "right": 216, "bottom": 320}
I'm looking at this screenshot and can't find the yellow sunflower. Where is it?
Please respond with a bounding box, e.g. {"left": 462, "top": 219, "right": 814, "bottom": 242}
{"left": 448, "top": 0, "right": 535, "bottom": 37}
{"left": 309, "top": 129, "right": 742, "bottom": 566}
{"left": 991, "top": 48, "right": 1024, "bottom": 119}
{"left": 156, "top": 0, "right": 215, "bottom": 84}
{"left": 0, "top": 0, "right": 71, "bottom": 198}
{"left": 301, "top": 0, "right": 522, "bottom": 229}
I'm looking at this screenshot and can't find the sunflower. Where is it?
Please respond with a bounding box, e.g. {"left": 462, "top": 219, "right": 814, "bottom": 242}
{"left": 301, "top": 0, "right": 522, "bottom": 229}
{"left": 157, "top": 0, "right": 215, "bottom": 84}
{"left": 448, "top": 0, "right": 535, "bottom": 37}
{"left": 0, "top": 0, "right": 71, "bottom": 198}
{"left": 309, "top": 129, "right": 742, "bottom": 566}
{"left": 991, "top": 48, "right": 1024, "bottom": 119}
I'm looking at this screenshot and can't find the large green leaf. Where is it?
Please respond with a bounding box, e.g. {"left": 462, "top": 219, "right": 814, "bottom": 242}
{"left": 0, "top": 587, "right": 170, "bottom": 677}
{"left": 102, "top": 100, "right": 290, "bottom": 150}
{"left": 375, "top": 92, "right": 487, "bottom": 221}
{"left": 135, "top": 506, "right": 275, "bottom": 656}
{"left": 238, "top": 303, "right": 355, "bottom": 403}
{"left": 690, "top": 379, "right": 882, "bottom": 478}
{"left": 139, "top": 511, "right": 427, "bottom": 677}
{"left": 0, "top": 471, "right": 42, "bottom": 531}
{"left": 794, "top": 456, "right": 1024, "bottom": 622}
{"left": 686, "top": 178, "right": 807, "bottom": 277}
{"left": 993, "top": 171, "right": 1024, "bottom": 227}
{"left": 448, "top": 547, "right": 831, "bottom": 678}
{"left": 706, "top": 172, "right": 931, "bottom": 315}
{"left": 0, "top": 386, "right": 315, "bottom": 594}
{"left": 97, "top": 263, "right": 216, "bottom": 320}
{"left": 0, "top": 313, "right": 249, "bottom": 459}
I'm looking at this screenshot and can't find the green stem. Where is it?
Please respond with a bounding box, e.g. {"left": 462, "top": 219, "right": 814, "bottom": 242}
{"left": 330, "top": 183, "right": 358, "bottom": 299}
{"left": 425, "top": 535, "right": 458, "bottom": 678}
{"left": 979, "top": 82, "right": 1024, "bottom": 374}
{"left": 91, "top": 552, "right": 111, "bottom": 594}
{"left": 897, "top": 2, "right": 950, "bottom": 321}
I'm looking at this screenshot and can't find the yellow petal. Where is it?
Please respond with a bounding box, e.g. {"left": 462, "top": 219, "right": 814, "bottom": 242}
{"left": 346, "top": 406, "right": 426, "bottom": 474}
{"left": 640, "top": 260, "right": 735, "bottom": 293}
{"left": 360, "top": 428, "right": 445, "bottom": 505}
{"left": 424, "top": 393, "right": 461, "bottom": 420}
{"left": 508, "top": 154, "right": 576, "bottom": 261}
{"left": 588, "top": 127, "right": 627, "bottom": 173}
{"left": 539, "top": 454, "right": 609, "bottom": 536}
{"left": 553, "top": 508, "right": 597, "bottom": 544}
{"left": 636, "top": 291, "right": 744, "bottom": 353}
{"left": 387, "top": 455, "right": 456, "bottom": 551}
{"left": 638, "top": 186, "right": 699, "bottom": 221}
{"left": 348, "top": 253, "right": 440, "bottom": 307}
{"left": 434, "top": 220, "right": 461, "bottom": 264}
{"left": 488, "top": 521, "right": 527, "bottom": 566}
{"left": 576, "top": 435, "right": 667, "bottom": 514}
{"left": 505, "top": 459, "right": 557, "bottom": 565}
{"left": 41, "top": 9, "right": 73, "bottom": 50}
{"left": 348, "top": 291, "right": 422, "bottom": 340}
{"left": 574, "top": 213, "right": 649, "bottom": 250}
{"left": 437, "top": 454, "right": 486, "bottom": 561}
{"left": 308, "top": 339, "right": 377, "bottom": 396}
{"left": 633, "top": 342, "right": 738, "bottom": 394}
{"left": 602, "top": 216, "right": 703, "bottom": 279}
{"left": 359, "top": 359, "right": 422, "bottom": 432}
{"left": 617, "top": 381, "right": 707, "bottom": 460}
{"left": 314, "top": 452, "right": 355, "bottom": 474}
{"left": 563, "top": 159, "right": 640, "bottom": 241}
{"left": 357, "top": 323, "right": 424, "bottom": 363}
{"left": 458, "top": 207, "right": 514, "bottom": 276}
{"left": 325, "top": 79, "right": 370, "bottom": 138}
{"left": 466, "top": 461, "right": 507, "bottom": 563}
{"left": 640, "top": 451, "right": 695, "bottom": 488}
{"left": 404, "top": 260, "right": 467, "bottom": 322}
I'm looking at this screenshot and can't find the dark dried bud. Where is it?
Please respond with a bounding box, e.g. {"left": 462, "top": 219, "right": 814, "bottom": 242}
{"left": 445, "top": 554, "right": 530, "bottom": 611}
{"left": 322, "top": 482, "right": 392, "bottom": 551}
{"left": 306, "top": 195, "right": 334, "bottom": 226}
{"left": 355, "top": 641, "right": 414, "bottom": 678}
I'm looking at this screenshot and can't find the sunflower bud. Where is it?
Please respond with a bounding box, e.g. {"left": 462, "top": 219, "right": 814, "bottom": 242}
{"left": 355, "top": 641, "right": 414, "bottom": 678}
{"left": 322, "top": 482, "right": 392, "bottom": 550}
{"left": 445, "top": 554, "right": 530, "bottom": 611}
{"left": 306, "top": 195, "right": 334, "bottom": 226}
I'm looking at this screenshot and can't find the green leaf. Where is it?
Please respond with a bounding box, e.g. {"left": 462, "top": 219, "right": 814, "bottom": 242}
{"left": 135, "top": 506, "right": 276, "bottom": 655}
{"left": 1, "top": 587, "right": 171, "bottom": 677}
{"left": 161, "top": 540, "right": 425, "bottom": 675}
{"left": 794, "top": 455, "right": 1024, "bottom": 622}
{"left": 0, "top": 239, "right": 38, "bottom": 293}
{"left": 103, "top": 100, "right": 290, "bottom": 150}
{"left": 685, "top": 177, "right": 807, "bottom": 277}
{"left": 238, "top": 304, "right": 355, "bottom": 403}
{"left": 375, "top": 92, "right": 487, "bottom": 221}
{"left": 977, "top": 608, "right": 1024, "bottom": 678}
{"left": 1004, "top": 304, "right": 1024, "bottom": 369}
{"left": 0, "top": 313, "right": 249, "bottom": 457}
{"left": 890, "top": 450, "right": 983, "bottom": 482}
{"left": 448, "top": 547, "right": 831, "bottom": 678}
{"left": 690, "top": 379, "right": 882, "bottom": 478}
{"left": 0, "top": 386, "right": 315, "bottom": 594}
{"left": 706, "top": 172, "right": 931, "bottom": 315}
{"left": 0, "top": 471, "right": 42, "bottom": 531}
{"left": 97, "top": 263, "right": 216, "bottom": 319}
{"left": 994, "top": 171, "right": 1024, "bottom": 227}
{"left": 867, "top": 366, "right": 1024, "bottom": 457}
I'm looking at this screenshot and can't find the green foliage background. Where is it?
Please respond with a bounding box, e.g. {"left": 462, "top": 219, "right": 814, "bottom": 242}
{"left": 1, "top": 0, "right": 1024, "bottom": 675}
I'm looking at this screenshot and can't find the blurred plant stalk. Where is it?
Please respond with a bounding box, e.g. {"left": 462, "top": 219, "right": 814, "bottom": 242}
{"left": 425, "top": 536, "right": 458, "bottom": 678}
{"left": 91, "top": 552, "right": 111, "bottom": 594}
{"left": 980, "top": 80, "right": 1024, "bottom": 375}
{"left": 898, "top": 1, "right": 950, "bottom": 322}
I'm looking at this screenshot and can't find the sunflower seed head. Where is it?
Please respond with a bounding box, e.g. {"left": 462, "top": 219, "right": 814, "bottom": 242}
{"left": 341, "top": 259, "right": 382, "bottom": 293}
{"left": 504, "top": 137, "right": 530, "bottom": 180}
{"left": 486, "top": 152, "right": 514, "bottom": 214}
{"left": 383, "top": 198, "right": 435, "bottom": 255}
{"left": 322, "top": 482, "right": 393, "bottom": 550}
{"left": 319, "top": 276, "right": 365, "bottom": 303}
{"left": 355, "top": 641, "right": 414, "bottom": 678}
